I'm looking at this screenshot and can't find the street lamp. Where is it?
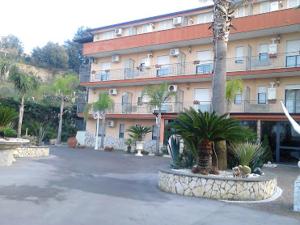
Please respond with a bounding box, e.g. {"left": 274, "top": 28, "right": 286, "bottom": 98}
{"left": 92, "top": 111, "right": 103, "bottom": 150}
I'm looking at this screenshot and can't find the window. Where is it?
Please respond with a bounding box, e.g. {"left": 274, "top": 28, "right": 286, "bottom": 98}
{"left": 260, "top": 1, "right": 270, "bottom": 13}
{"left": 196, "top": 51, "right": 213, "bottom": 74}
{"left": 259, "top": 44, "right": 269, "bottom": 62}
{"left": 119, "top": 124, "right": 125, "bottom": 139}
{"left": 194, "top": 89, "right": 211, "bottom": 112}
{"left": 285, "top": 88, "right": 300, "bottom": 113}
{"left": 234, "top": 92, "right": 242, "bottom": 104}
{"left": 100, "top": 31, "right": 115, "bottom": 40}
{"left": 96, "top": 62, "right": 111, "bottom": 81}
{"left": 152, "top": 125, "right": 158, "bottom": 140}
{"left": 138, "top": 23, "right": 154, "bottom": 34}
{"left": 286, "top": 40, "right": 300, "bottom": 67}
{"left": 257, "top": 87, "right": 267, "bottom": 104}
{"left": 235, "top": 7, "right": 245, "bottom": 18}
{"left": 156, "top": 55, "right": 171, "bottom": 76}
{"left": 196, "top": 12, "right": 213, "bottom": 24}
{"left": 287, "top": 0, "right": 300, "bottom": 8}
{"left": 158, "top": 20, "right": 173, "bottom": 30}
{"left": 124, "top": 27, "right": 137, "bottom": 36}
{"left": 235, "top": 46, "right": 244, "bottom": 63}
{"left": 270, "top": 1, "right": 279, "bottom": 11}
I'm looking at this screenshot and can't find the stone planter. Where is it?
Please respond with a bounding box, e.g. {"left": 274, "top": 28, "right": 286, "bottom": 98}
{"left": 67, "top": 137, "right": 77, "bottom": 148}
{"left": 158, "top": 169, "right": 277, "bottom": 201}
{"left": 14, "top": 146, "right": 49, "bottom": 158}
{"left": 135, "top": 141, "right": 144, "bottom": 156}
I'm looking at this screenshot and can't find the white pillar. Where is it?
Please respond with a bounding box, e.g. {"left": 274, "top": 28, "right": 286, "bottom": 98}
{"left": 257, "top": 120, "right": 261, "bottom": 142}
{"left": 95, "top": 116, "right": 99, "bottom": 150}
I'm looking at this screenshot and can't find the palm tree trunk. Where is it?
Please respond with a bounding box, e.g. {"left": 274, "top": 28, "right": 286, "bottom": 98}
{"left": 198, "top": 139, "right": 212, "bottom": 175}
{"left": 155, "top": 112, "right": 161, "bottom": 155}
{"left": 17, "top": 95, "right": 25, "bottom": 138}
{"left": 100, "top": 116, "right": 106, "bottom": 150}
{"left": 212, "top": 0, "right": 231, "bottom": 170}
{"left": 56, "top": 96, "right": 64, "bottom": 145}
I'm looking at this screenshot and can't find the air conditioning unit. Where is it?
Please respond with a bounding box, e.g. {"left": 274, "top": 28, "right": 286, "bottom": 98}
{"left": 170, "top": 48, "right": 180, "bottom": 57}
{"left": 168, "top": 84, "right": 178, "bottom": 92}
{"left": 267, "top": 87, "right": 276, "bottom": 100}
{"left": 173, "top": 17, "right": 183, "bottom": 26}
{"left": 109, "top": 88, "right": 118, "bottom": 96}
{"left": 112, "top": 55, "right": 120, "bottom": 63}
{"left": 108, "top": 120, "right": 115, "bottom": 127}
{"left": 115, "top": 28, "right": 123, "bottom": 36}
{"left": 269, "top": 43, "right": 278, "bottom": 55}
{"left": 144, "top": 58, "right": 151, "bottom": 68}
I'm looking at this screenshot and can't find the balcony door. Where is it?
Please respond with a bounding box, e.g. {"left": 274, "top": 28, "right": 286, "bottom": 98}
{"left": 124, "top": 59, "right": 136, "bottom": 79}
{"left": 194, "top": 88, "right": 211, "bottom": 112}
{"left": 286, "top": 40, "right": 300, "bottom": 68}
{"left": 285, "top": 87, "right": 300, "bottom": 113}
{"left": 196, "top": 51, "right": 213, "bottom": 74}
{"left": 157, "top": 55, "right": 171, "bottom": 76}
{"left": 122, "top": 92, "right": 133, "bottom": 113}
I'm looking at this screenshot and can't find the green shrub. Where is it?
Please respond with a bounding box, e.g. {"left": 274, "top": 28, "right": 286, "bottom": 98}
{"left": 1, "top": 128, "right": 17, "bottom": 137}
{"left": 0, "top": 106, "right": 17, "bottom": 128}
{"left": 230, "top": 142, "right": 266, "bottom": 170}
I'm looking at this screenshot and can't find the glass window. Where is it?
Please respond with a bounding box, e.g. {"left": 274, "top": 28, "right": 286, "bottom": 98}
{"left": 270, "top": 1, "right": 279, "bottom": 11}
{"left": 158, "top": 20, "right": 173, "bottom": 30}
{"left": 196, "top": 51, "right": 213, "bottom": 74}
{"left": 235, "top": 7, "right": 245, "bottom": 17}
{"left": 286, "top": 40, "right": 300, "bottom": 67}
{"left": 196, "top": 12, "right": 213, "bottom": 24}
{"left": 285, "top": 89, "right": 300, "bottom": 113}
{"left": 124, "top": 27, "right": 137, "bottom": 36}
{"left": 258, "top": 87, "right": 267, "bottom": 104}
{"left": 235, "top": 46, "right": 244, "bottom": 63}
{"left": 119, "top": 124, "right": 125, "bottom": 139}
{"left": 287, "top": 0, "right": 300, "bottom": 8}
{"left": 100, "top": 31, "right": 115, "bottom": 40}
{"left": 260, "top": 2, "right": 270, "bottom": 13}
{"left": 156, "top": 55, "right": 171, "bottom": 76}
{"left": 259, "top": 44, "right": 269, "bottom": 62}
{"left": 234, "top": 92, "right": 242, "bottom": 104}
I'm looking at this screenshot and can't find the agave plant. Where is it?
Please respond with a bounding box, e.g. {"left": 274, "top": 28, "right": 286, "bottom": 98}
{"left": 127, "top": 125, "right": 151, "bottom": 142}
{"left": 0, "top": 106, "right": 18, "bottom": 129}
{"left": 172, "top": 108, "right": 252, "bottom": 174}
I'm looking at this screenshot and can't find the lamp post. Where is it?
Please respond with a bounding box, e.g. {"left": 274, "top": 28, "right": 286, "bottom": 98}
{"left": 93, "top": 111, "right": 102, "bottom": 150}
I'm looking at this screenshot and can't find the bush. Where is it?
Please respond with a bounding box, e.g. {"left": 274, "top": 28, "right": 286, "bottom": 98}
{"left": 230, "top": 142, "right": 266, "bottom": 170}
{"left": 1, "top": 127, "right": 17, "bottom": 137}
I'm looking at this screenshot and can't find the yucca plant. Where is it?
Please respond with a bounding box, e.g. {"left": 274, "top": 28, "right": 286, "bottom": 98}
{"left": 230, "top": 142, "right": 266, "bottom": 170}
{"left": 172, "top": 108, "right": 252, "bottom": 174}
{"left": 127, "top": 125, "right": 151, "bottom": 142}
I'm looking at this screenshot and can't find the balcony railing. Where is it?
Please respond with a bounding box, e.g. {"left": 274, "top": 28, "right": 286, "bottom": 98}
{"left": 77, "top": 99, "right": 300, "bottom": 115}
{"left": 80, "top": 52, "right": 300, "bottom": 83}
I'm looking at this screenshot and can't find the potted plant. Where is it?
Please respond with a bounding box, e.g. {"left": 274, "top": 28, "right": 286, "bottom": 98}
{"left": 67, "top": 137, "right": 77, "bottom": 148}
{"left": 125, "top": 138, "right": 133, "bottom": 153}
{"left": 127, "top": 125, "right": 151, "bottom": 156}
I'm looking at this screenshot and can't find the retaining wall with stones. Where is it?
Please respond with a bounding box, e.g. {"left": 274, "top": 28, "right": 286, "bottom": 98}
{"left": 159, "top": 169, "right": 277, "bottom": 201}
{"left": 14, "top": 146, "right": 49, "bottom": 158}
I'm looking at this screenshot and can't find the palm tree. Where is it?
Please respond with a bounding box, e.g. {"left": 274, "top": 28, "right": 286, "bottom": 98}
{"left": 9, "top": 66, "right": 39, "bottom": 137}
{"left": 84, "top": 92, "right": 114, "bottom": 150}
{"left": 172, "top": 108, "right": 251, "bottom": 174}
{"left": 143, "top": 83, "right": 176, "bottom": 155}
{"left": 46, "top": 73, "right": 79, "bottom": 144}
{"left": 127, "top": 125, "right": 152, "bottom": 142}
{"left": 226, "top": 79, "right": 243, "bottom": 111}
{"left": 211, "top": 0, "right": 248, "bottom": 169}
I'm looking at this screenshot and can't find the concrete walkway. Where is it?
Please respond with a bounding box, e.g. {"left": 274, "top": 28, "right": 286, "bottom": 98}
{"left": 0, "top": 146, "right": 299, "bottom": 225}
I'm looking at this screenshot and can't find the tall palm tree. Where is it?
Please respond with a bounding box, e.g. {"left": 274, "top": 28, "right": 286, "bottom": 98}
{"left": 9, "top": 66, "right": 39, "bottom": 137}
{"left": 143, "top": 83, "right": 176, "bottom": 155}
{"left": 84, "top": 92, "right": 114, "bottom": 150}
{"left": 172, "top": 108, "right": 251, "bottom": 174}
{"left": 46, "top": 73, "right": 79, "bottom": 144}
{"left": 211, "top": 0, "right": 249, "bottom": 169}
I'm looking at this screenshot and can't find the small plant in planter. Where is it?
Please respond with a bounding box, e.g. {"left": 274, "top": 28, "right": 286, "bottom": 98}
{"left": 127, "top": 125, "right": 151, "bottom": 156}
{"left": 125, "top": 138, "right": 133, "bottom": 153}
{"left": 67, "top": 137, "right": 77, "bottom": 148}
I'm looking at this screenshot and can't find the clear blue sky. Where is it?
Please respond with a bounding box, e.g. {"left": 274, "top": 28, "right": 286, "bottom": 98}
{"left": 0, "top": 0, "right": 212, "bottom": 54}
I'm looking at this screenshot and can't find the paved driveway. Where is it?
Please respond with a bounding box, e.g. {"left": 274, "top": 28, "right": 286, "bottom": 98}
{"left": 0, "top": 147, "right": 299, "bottom": 225}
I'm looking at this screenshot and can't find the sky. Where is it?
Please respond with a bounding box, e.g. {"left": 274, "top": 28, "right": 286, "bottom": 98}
{"left": 0, "top": 0, "right": 211, "bottom": 54}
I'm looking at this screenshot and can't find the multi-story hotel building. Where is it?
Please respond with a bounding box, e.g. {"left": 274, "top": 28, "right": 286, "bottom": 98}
{"left": 78, "top": 0, "right": 300, "bottom": 162}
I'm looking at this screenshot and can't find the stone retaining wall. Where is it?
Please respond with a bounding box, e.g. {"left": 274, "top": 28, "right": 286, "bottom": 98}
{"left": 14, "top": 146, "right": 49, "bottom": 158}
{"left": 159, "top": 169, "right": 277, "bottom": 201}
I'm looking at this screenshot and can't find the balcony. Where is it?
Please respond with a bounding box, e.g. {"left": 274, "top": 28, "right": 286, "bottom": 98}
{"left": 83, "top": 8, "right": 300, "bottom": 57}
{"left": 80, "top": 52, "right": 300, "bottom": 87}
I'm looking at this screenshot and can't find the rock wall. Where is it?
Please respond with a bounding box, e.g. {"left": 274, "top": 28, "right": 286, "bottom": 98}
{"left": 294, "top": 176, "right": 300, "bottom": 212}
{"left": 159, "top": 170, "right": 277, "bottom": 201}
{"left": 14, "top": 146, "right": 49, "bottom": 158}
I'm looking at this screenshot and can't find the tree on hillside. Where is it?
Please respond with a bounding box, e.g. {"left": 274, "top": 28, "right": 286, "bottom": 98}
{"left": 211, "top": 0, "right": 249, "bottom": 169}
{"left": 64, "top": 26, "right": 90, "bottom": 73}
{"left": 9, "top": 66, "right": 40, "bottom": 137}
{"left": 43, "top": 74, "right": 79, "bottom": 144}
{"left": 84, "top": 92, "right": 114, "bottom": 150}
{"left": 31, "top": 42, "right": 69, "bottom": 69}
{"left": 0, "top": 35, "right": 24, "bottom": 57}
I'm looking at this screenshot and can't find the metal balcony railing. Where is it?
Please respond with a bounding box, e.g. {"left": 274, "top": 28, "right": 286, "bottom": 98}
{"left": 80, "top": 52, "right": 300, "bottom": 83}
